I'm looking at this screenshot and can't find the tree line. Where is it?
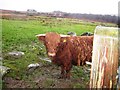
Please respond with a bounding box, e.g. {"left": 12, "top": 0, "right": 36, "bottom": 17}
{"left": 62, "top": 13, "right": 118, "bottom": 24}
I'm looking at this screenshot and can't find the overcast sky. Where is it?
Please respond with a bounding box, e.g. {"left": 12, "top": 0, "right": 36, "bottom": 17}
{"left": 0, "top": 0, "right": 119, "bottom": 15}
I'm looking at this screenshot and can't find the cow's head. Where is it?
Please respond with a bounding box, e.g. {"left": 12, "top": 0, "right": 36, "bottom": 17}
{"left": 36, "top": 32, "right": 70, "bottom": 57}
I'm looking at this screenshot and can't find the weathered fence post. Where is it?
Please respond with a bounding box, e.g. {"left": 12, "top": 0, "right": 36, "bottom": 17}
{"left": 90, "top": 26, "right": 119, "bottom": 88}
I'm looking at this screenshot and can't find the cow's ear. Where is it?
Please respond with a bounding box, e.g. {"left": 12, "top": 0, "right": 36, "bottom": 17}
{"left": 36, "top": 34, "right": 45, "bottom": 42}
{"left": 60, "top": 34, "right": 70, "bottom": 42}
{"left": 60, "top": 37, "right": 67, "bottom": 43}
{"left": 38, "top": 36, "right": 45, "bottom": 42}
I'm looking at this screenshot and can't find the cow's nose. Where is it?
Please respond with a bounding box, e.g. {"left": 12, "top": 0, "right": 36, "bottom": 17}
{"left": 48, "top": 52, "right": 56, "bottom": 57}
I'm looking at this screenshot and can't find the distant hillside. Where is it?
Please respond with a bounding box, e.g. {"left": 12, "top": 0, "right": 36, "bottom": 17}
{"left": 0, "top": 9, "right": 26, "bottom": 14}
{"left": 1, "top": 9, "right": 118, "bottom": 24}
{"left": 50, "top": 11, "right": 118, "bottom": 24}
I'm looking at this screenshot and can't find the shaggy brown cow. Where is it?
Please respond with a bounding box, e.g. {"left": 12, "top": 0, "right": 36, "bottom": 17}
{"left": 36, "top": 32, "right": 93, "bottom": 79}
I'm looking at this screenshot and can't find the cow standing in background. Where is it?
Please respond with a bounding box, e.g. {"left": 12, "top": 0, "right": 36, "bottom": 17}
{"left": 81, "top": 32, "right": 93, "bottom": 36}
{"left": 36, "top": 32, "right": 93, "bottom": 79}
{"left": 67, "top": 32, "right": 76, "bottom": 36}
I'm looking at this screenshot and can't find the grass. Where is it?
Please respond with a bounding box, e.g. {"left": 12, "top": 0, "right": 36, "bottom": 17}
{"left": 1, "top": 16, "right": 117, "bottom": 88}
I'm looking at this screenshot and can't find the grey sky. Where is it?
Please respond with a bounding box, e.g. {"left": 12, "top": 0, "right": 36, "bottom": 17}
{"left": 0, "top": 0, "right": 119, "bottom": 15}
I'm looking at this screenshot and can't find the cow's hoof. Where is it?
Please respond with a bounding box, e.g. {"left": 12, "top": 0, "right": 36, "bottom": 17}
{"left": 58, "top": 76, "right": 62, "bottom": 79}
{"left": 66, "top": 77, "right": 70, "bottom": 79}
{"left": 65, "top": 75, "right": 70, "bottom": 79}
{"left": 58, "top": 75, "right": 66, "bottom": 79}
{"left": 58, "top": 76, "right": 64, "bottom": 79}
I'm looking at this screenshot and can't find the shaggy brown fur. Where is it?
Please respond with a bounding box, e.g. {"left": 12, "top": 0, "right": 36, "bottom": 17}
{"left": 37, "top": 32, "right": 93, "bottom": 79}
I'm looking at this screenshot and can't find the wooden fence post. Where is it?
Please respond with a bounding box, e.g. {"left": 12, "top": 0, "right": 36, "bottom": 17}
{"left": 90, "top": 26, "right": 119, "bottom": 88}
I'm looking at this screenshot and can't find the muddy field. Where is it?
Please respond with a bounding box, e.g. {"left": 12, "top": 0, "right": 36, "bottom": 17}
{"left": 3, "top": 60, "right": 90, "bottom": 88}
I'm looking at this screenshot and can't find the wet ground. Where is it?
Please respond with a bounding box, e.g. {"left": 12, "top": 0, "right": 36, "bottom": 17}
{"left": 3, "top": 61, "right": 90, "bottom": 88}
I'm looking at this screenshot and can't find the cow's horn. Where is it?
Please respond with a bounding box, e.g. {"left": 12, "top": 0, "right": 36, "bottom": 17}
{"left": 36, "top": 34, "right": 45, "bottom": 37}
{"left": 60, "top": 34, "right": 70, "bottom": 37}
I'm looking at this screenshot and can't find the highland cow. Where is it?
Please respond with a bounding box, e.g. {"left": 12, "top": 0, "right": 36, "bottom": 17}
{"left": 36, "top": 32, "right": 93, "bottom": 79}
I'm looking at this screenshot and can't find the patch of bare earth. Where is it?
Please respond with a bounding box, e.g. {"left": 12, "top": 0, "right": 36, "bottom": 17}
{"left": 4, "top": 77, "right": 29, "bottom": 88}
{"left": 3, "top": 62, "right": 90, "bottom": 88}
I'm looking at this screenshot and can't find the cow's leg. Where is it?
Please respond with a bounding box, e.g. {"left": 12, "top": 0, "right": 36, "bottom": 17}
{"left": 59, "top": 65, "right": 66, "bottom": 79}
{"left": 65, "top": 64, "right": 72, "bottom": 79}
{"left": 66, "top": 70, "right": 71, "bottom": 79}
{"left": 77, "top": 53, "right": 81, "bottom": 66}
{"left": 82, "top": 60, "right": 85, "bottom": 65}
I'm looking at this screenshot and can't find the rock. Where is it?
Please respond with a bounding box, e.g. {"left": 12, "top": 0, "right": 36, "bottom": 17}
{"left": 0, "top": 66, "right": 10, "bottom": 76}
{"left": 28, "top": 63, "right": 40, "bottom": 68}
{"left": 8, "top": 51, "right": 24, "bottom": 59}
{"left": 67, "top": 32, "right": 76, "bottom": 36}
{"left": 39, "top": 57, "right": 51, "bottom": 63}
{"left": 27, "top": 63, "right": 42, "bottom": 74}
{"left": 0, "top": 57, "right": 3, "bottom": 60}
